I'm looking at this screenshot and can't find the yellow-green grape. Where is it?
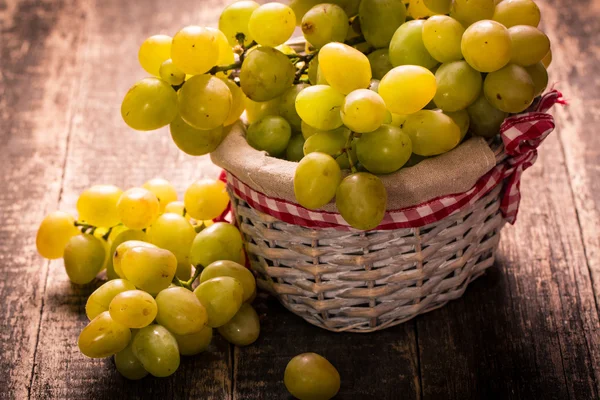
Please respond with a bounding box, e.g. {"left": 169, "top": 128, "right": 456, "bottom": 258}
{"left": 200, "top": 260, "right": 256, "bottom": 302}
{"left": 461, "top": 20, "right": 511, "bottom": 73}
{"left": 286, "top": 135, "right": 306, "bottom": 162}
{"left": 77, "top": 184, "right": 122, "bottom": 227}
{"left": 422, "top": 16, "right": 465, "bottom": 63}
{"left": 389, "top": 20, "right": 438, "bottom": 70}
{"left": 444, "top": 110, "right": 471, "bottom": 140}
{"left": 142, "top": 178, "right": 178, "bottom": 213}
{"left": 449, "top": 0, "right": 495, "bottom": 27}
{"left": 303, "top": 127, "right": 350, "bottom": 159}
{"left": 379, "top": 65, "right": 436, "bottom": 115}
{"left": 294, "top": 152, "right": 342, "bottom": 210}
{"left": 434, "top": 61, "right": 482, "bottom": 112}
{"left": 316, "top": 59, "right": 330, "bottom": 85}
{"left": 63, "top": 234, "right": 106, "bottom": 284}
{"left": 301, "top": 121, "right": 320, "bottom": 140}
{"left": 164, "top": 201, "right": 188, "bottom": 219}
{"left": 301, "top": 4, "right": 349, "bottom": 49}
{"left": 390, "top": 113, "right": 409, "bottom": 128}
{"left": 359, "top": 0, "right": 406, "bottom": 49}
{"left": 284, "top": 353, "right": 341, "bottom": 400}
{"left": 155, "top": 286, "right": 208, "bottom": 335}
{"left": 36, "top": 211, "right": 79, "bottom": 259}
{"left": 108, "top": 230, "right": 148, "bottom": 279}
{"left": 171, "top": 26, "right": 219, "bottom": 75}
{"left": 290, "top": 0, "right": 360, "bottom": 21}
{"left": 408, "top": 0, "right": 438, "bottom": 19}
{"left": 367, "top": 49, "right": 393, "bottom": 80}
{"left": 368, "top": 79, "right": 380, "bottom": 93}
{"left": 172, "top": 326, "right": 213, "bottom": 356}
{"left": 138, "top": 34, "right": 172, "bottom": 77}
{"left": 248, "top": 3, "right": 296, "bottom": 47}
{"left": 217, "top": 303, "right": 260, "bottom": 346}
{"left": 340, "top": 89, "right": 387, "bottom": 133}
{"left": 402, "top": 110, "right": 461, "bottom": 156}
{"left": 221, "top": 78, "right": 247, "bottom": 126}
{"left": 246, "top": 116, "right": 292, "bottom": 156}
{"left": 159, "top": 59, "right": 185, "bottom": 86}
{"left": 117, "top": 188, "right": 160, "bottom": 230}
{"left": 493, "top": 0, "right": 540, "bottom": 28}
{"left": 319, "top": 43, "right": 372, "bottom": 95}
{"left": 279, "top": 84, "right": 310, "bottom": 132}
{"left": 120, "top": 247, "right": 177, "bottom": 295}
{"left": 295, "top": 85, "right": 345, "bottom": 130}
{"left": 169, "top": 114, "right": 224, "bottom": 157}
{"left": 307, "top": 57, "right": 319, "bottom": 85}
{"left": 424, "top": 0, "right": 451, "bottom": 13}
{"left": 176, "top": 262, "right": 192, "bottom": 281}
{"left": 132, "top": 324, "right": 180, "bottom": 378}
{"left": 525, "top": 62, "right": 549, "bottom": 97}
{"left": 109, "top": 290, "right": 158, "bottom": 329}
{"left": 355, "top": 125, "right": 412, "bottom": 174}
{"left": 78, "top": 311, "right": 131, "bottom": 358}
{"left": 207, "top": 27, "right": 236, "bottom": 67}
{"left": 541, "top": 48, "right": 552, "bottom": 68}
{"left": 189, "top": 222, "right": 244, "bottom": 268}
{"left": 508, "top": 25, "right": 550, "bottom": 67}
{"left": 219, "top": 0, "right": 260, "bottom": 46}
{"left": 113, "top": 241, "right": 157, "bottom": 278}
{"left": 114, "top": 343, "right": 148, "bottom": 380}
{"left": 240, "top": 47, "right": 295, "bottom": 102}
{"left": 86, "top": 279, "right": 137, "bottom": 320}
{"left": 121, "top": 77, "right": 178, "bottom": 132}
{"left": 483, "top": 64, "right": 535, "bottom": 113}
{"left": 193, "top": 277, "right": 244, "bottom": 327}
{"left": 245, "top": 97, "right": 280, "bottom": 124}
{"left": 336, "top": 173, "right": 386, "bottom": 230}
{"left": 178, "top": 75, "right": 232, "bottom": 130}
{"left": 184, "top": 179, "right": 229, "bottom": 221}
{"left": 148, "top": 213, "right": 196, "bottom": 265}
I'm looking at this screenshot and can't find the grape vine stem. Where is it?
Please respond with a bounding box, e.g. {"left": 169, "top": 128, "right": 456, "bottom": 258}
{"left": 174, "top": 265, "right": 204, "bottom": 291}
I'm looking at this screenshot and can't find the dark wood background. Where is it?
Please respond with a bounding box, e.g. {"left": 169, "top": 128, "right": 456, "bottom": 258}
{"left": 1, "top": 0, "right": 599, "bottom": 398}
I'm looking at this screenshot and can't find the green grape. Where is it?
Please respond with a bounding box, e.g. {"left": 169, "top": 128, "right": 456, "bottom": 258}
{"left": 172, "top": 326, "right": 213, "bottom": 356}
{"left": 200, "top": 260, "right": 256, "bottom": 302}
{"left": 245, "top": 97, "right": 280, "bottom": 124}
{"left": 279, "top": 84, "right": 310, "bottom": 132}
{"left": 221, "top": 78, "right": 247, "bottom": 126}
{"left": 155, "top": 286, "right": 208, "bottom": 335}
{"left": 138, "top": 34, "right": 172, "bottom": 77}
{"left": 217, "top": 303, "right": 260, "bottom": 346}
{"left": 341, "top": 89, "right": 387, "bottom": 133}
{"left": 284, "top": 353, "right": 341, "bottom": 400}
{"left": 113, "top": 240, "right": 156, "bottom": 278}
{"left": 78, "top": 311, "right": 131, "bottom": 358}
{"left": 301, "top": 121, "right": 319, "bottom": 140}
{"left": 207, "top": 27, "right": 236, "bottom": 67}
{"left": 355, "top": 125, "right": 412, "bottom": 174}
{"left": 493, "top": 0, "right": 540, "bottom": 28}
{"left": 219, "top": 1, "right": 260, "bottom": 46}
{"left": 525, "top": 62, "right": 549, "bottom": 97}
{"left": 408, "top": 0, "right": 438, "bottom": 19}
{"left": 171, "top": 26, "right": 219, "bottom": 75}
{"left": 358, "top": 0, "right": 407, "bottom": 49}
{"left": 178, "top": 75, "right": 232, "bottom": 130}
{"left": 422, "top": 16, "right": 465, "bottom": 63}
{"left": 307, "top": 57, "right": 319, "bottom": 85}
{"left": 164, "top": 201, "right": 188, "bottom": 219}
{"left": 120, "top": 247, "right": 177, "bottom": 295}
{"left": 246, "top": 116, "right": 292, "bottom": 156}
{"left": 290, "top": 0, "right": 360, "bottom": 21}
{"left": 109, "top": 290, "right": 158, "bottom": 329}
{"left": 303, "top": 127, "right": 350, "bottom": 156}
{"left": 508, "top": 25, "right": 550, "bottom": 67}
{"left": 484, "top": 64, "right": 535, "bottom": 113}
{"left": 108, "top": 230, "right": 147, "bottom": 278}
{"left": 319, "top": 43, "right": 372, "bottom": 95}
{"left": 444, "top": 110, "right": 471, "bottom": 140}
{"left": 336, "top": 173, "right": 386, "bottom": 230}
{"left": 86, "top": 279, "right": 136, "bottom": 320}
{"left": 132, "top": 325, "right": 180, "bottom": 377}
{"left": 176, "top": 262, "right": 192, "bottom": 281}
{"left": 367, "top": 49, "right": 393, "bottom": 80}
{"left": 184, "top": 178, "right": 229, "bottom": 221}
{"left": 378, "top": 65, "right": 437, "bottom": 115}
{"left": 240, "top": 47, "right": 295, "bottom": 102}
{"left": 389, "top": 20, "right": 438, "bottom": 70}
{"left": 169, "top": 114, "right": 223, "bottom": 156}
{"left": 295, "top": 85, "right": 345, "bottom": 130}
{"left": 142, "top": 178, "right": 178, "bottom": 213}
{"left": 121, "top": 78, "right": 178, "bottom": 131}
{"left": 449, "top": 0, "right": 495, "bottom": 27}
{"left": 63, "top": 234, "right": 106, "bottom": 284}
{"left": 316, "top": 59, "right": 330, "bottom": 85}
{"left": 77, "top": 185, "right": 122, "bottom": 227}
{"left": 158, "top": 59, "right": 185, "bottom": 86}
{"left": 390, "top": 113, "right": 409, "bottom": 128}
{"left": 148, "top": 212, "right": 196, "bottom": 265}
{"left": 248, "top": 3, "right": 296, "bottom": 47}
{"left": 301, "top": 4, "right": 348, "bottom": 49}
{"left": 294, "top": 153, "right": 342, "bottom": 210}
{"left": 114, "top": 343, "right": 148, "bottom": 380}
{"left": 117, "top": 187, "right": 160, "bottom": 230}
{"left": 433, "top": 61, "right": 482, "bottom": 111}
{"left": 402, "top": 110, "right": 461, "bottom": 156}
{"left": 189, "top": 222, "right": 244, "bottom": 268}
{"left": 36, "top": 211, "right": 79, "bottom": 259}
{"left": 461, "top": 20, "right": 511, "bottom": 73}
{"left": 286, "top": 135, "right": 306, "bottom": 162}
{"left": 424, "top": 0, "right": 451, "bottom": 13}
{"left": 194, "top": 277, "right": 244, "bottom": 327}
{"left": 541, "top": 48, "right": 552, "bottom": 68}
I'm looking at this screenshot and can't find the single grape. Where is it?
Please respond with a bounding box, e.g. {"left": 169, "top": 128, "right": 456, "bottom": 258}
{"left": 402, "top": 110, "right": 461, "bottom": 156}
{"left": 86, "top": 279, "right": 136, "bottom": 320}
{"left": 164, "top": 201, "right": 188, "bottom": 219}
{"left": 378, "top": 65, "right": 437, "bottom": 115}
{"left": 390, "top": 113, "right": 409, "bottom": 128}
{"left": 508, "top": 25, "right": 551, "bottom": 67}
{"left": 78, "top": 311, "right": 131, "bottom": 358}
{"left": 113, "top": 240, "right": 156, "bottom": 278}
{"left": 200, "top": 260, "right": 256, "bottom": 302}
{"left": 171, "top": 26, "right": 219, "bottom": 75}
{"left": 358, "top": 0, "right": 406, "bottom": 49}
{"left": 77, "top": 185, "right": 122, "bottom": 227}
{"left": 248, "top": 3, "right": 296, "bottom": 47}
{"left": 169, "top": 114, "right": 223, "bottom": 156}
{"left": 318, "top": 42, "right": 372, "bottom": 95}
{"left": 121, "top": 77, "right": 178, "bottom": 131}
{"left": 148, "top": 212, "right": 196, "bottom": 265}
{"left": 246, "top": 116, "right": 292, "bottom": 156}
{"left": 63, "top": 234, "right": 106, "bottom": 284}
{"left": 525, "top": 62, "right": 549, "bottom": 97}
{"left": 307, "top": 57, "right": 319, "bottom": 85}
{"left": 284, "top": 353, "right": 341, "bottom": 400}
{"left": 107, "top": 230, "right": 148, "bottom": 279}
{"left": 303, "top": 127, "right": 356, "bottom": 169}
{"left": 114, "top": 342, "right": 148, "bottom": 380}
{"left": 301, "top": 121, "right": 319, "bottom": 140}
{"left": 483, "top": 64, "right": 535, "bottom": 113}
{"left": 178, "top": 75, "right": 232, "bottom": 130}
{"left": 424, "top": 0, "right": 451, "bottom": 13}
{"left": 335, "top": 172, "right": 386, "bottom": 230}
{"left": 285, "top": 135, "right": 306, "bottom": 162}
{"left": 132, "top": 324, "right": 180, "bottom": 378}
{"left": 221, "top": 78, "right": 247, "bottom": 126}
{"left": 117, "top": 187, "right": 160, "bottom": 230}
{"left": 159, "top": 59, "right": 185, "bottom": 86}
{"left": 408, "top": 0, "right": 439, "bottom": 19}
{"left": 368, "top": 79, "right": 380, "bottom": 93}
{"left": 219, "top": 1, "right": 260, "bottom": 46}
{"left": 207, "top": 27, "right": 236, "bottom": 67}
{"left": 493, "top": 0, "right": 540, "bottom": 28}
{"left": 541, "top": 48, "right": 552, "bottom": 68}
{"left": 279, "top": 84, "right": 310, "bottom": 132}
{"left": 176, "top": 262, "right": 192, "bottom": 281}
{"left": 155, "top": 286, "right": 208, "bottom": 335}
{"left": 422, "top": 16, "right": 465, "bottom": 63}
{"left": 290, "top": 0, "right": 360, "bottom": 21}
{"left": 341, "top": 90, "right": 386, "bottom": 133}
{"left": 389, "top": 20, "right": 438, "bottom": 70}
{"left": 301, "top": 4, "right": 349, "bottom": 49}
{"left": 434, "top": 61, "right": 482, "bottom": 111}
{"left": 142, "top": 178, "right": 178, "bottom": 213}
{"left": 467, "top": 92, "right": 508, "bottom": 138}
{"left": 138, "top": 34, "right": 172, "bottom": 77}
{"left": 194, "top": 277, "right": 244, "bottom": 327}
{"left": 294, "top": 152, "right": 342, "bottom": 210}
{"left": 218, "top": 303, "right": 260, "bottom": 346}
{"left": 295, "top": 85, "right": 345, "bottom": 130}
{"left": 245, "top": 97, "right": 281, "bottom": 124}
{"left": 109, "top": 290, "right": 158, "bottom": 329}
{"left": 355, "top": 125, "right": 412, "bottom": 174}
{"left": 189, "top": 222, "right": 244, "bottom": 268}
{"left": 183, "top": 179, "right": 229, "bottom": 221}
{"left": 240, "top": 47, "right": 295, "bottom": 102}
{"left": 444, "top": 110, "right": 471, "bottom": 140}
{"left": 172, "top": 326, "right": 213, "bottom": 356}
{"left": 120, "top": 247, "right": 177, "bottom": 295}
{"left": 450, "top": 0, "right": 495, "bottom": 27}
{"left": 36, "top": 211, "right": 79, "bottom": 259}
{"left": 461, "top": 20, "right": 511, "bottom": 73}
{"left": 367, "top": 49, "right": 393, "bottom": 81}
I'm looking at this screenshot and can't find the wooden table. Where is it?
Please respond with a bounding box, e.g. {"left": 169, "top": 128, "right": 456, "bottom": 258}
{"left": 2, "top": 0, "right": 599, "bottom": 398}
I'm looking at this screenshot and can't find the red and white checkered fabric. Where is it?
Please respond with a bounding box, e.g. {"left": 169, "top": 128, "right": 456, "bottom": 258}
{"left": 222, "top": 90, "right": 564, "bottom": 231}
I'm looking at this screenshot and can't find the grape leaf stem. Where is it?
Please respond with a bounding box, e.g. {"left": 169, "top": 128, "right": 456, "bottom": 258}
{"left": 173, "top": 265, "right": 204, "bottom": 291}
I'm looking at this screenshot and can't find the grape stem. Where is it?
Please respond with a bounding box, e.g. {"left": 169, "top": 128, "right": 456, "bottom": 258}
{"left": 173, "top": 265, "right": 204, "bottom": 291}
{"left": 74, "top": 221, "right": 96, "bottom": 236}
